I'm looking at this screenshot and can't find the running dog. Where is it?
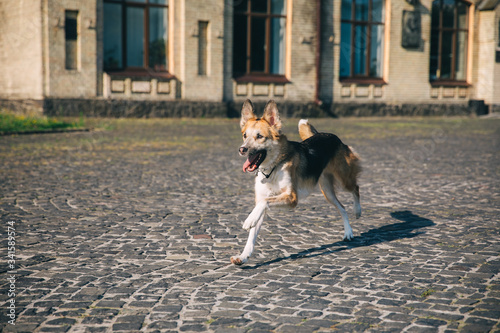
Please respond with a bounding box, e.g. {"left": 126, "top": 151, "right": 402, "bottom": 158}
{"left": 231, "top": 99, "right": 362, "bottom": 265}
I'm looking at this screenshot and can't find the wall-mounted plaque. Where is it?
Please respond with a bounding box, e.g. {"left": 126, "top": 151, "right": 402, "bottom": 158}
{"left": 402, "top": 10, "right": 421, "bottom": 49}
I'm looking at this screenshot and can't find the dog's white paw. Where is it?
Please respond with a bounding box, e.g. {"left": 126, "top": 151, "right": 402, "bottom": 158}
{"left": 230, "top": 256, "right": 247, "bottom": 265}
{"left": 343, "top": 227, "right": 354, "bottom": 241}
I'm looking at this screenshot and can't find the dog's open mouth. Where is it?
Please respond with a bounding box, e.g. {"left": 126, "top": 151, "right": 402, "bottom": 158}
{"left": 243, "top": 150, "right": 267, "bottom": 173}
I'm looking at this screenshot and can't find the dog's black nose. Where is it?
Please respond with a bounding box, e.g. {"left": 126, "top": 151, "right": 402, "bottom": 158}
{"left": 239, "top": 147, "right": 248, "bottom": 154}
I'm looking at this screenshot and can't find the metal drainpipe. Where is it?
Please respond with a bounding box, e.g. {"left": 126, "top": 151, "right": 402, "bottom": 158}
{"left": 315, "top": 0, "right": 322, "bottom": 105}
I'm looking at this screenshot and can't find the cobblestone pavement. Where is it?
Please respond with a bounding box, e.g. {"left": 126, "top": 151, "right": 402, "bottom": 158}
{"left": 1, "top": 117, "right": 499, "bottom": 332}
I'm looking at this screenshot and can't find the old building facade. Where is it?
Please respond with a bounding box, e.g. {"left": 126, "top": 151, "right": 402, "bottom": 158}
{"left": 1, "top": 0, "right": 499, "bottom": 117}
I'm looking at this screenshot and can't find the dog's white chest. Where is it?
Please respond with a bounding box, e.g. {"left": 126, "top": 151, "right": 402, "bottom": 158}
{"left": 255, "top": 169, "right": 292, "bottom": 198}
{"left": 255, "top": 176, "right": 280, "bottom": 198}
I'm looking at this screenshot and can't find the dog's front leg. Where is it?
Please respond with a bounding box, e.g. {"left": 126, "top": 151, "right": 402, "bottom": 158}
{"left": 231, "top": 211, "right": 265, "bottom": 265}
{"left": 242, "top": 201, "right": 268, "bottom": 230}
{"left": 266, "top": 191, "right": 298, "bottom": 209}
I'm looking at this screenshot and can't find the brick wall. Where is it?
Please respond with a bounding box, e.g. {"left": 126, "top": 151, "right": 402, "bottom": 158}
{"left": 319, "top": 0, "right": 335, "bottom": 105}
{"left": 476, "top": 10, "right": 496, "bottom": 105}
{"left": 471, "top": 4, "right": 500, "bottom": 108}
{"left": 285, "top": 0, "right": 317, "bottom": 101}
{"left": 383, "top": 0, "right": 434, "bottom": 103}
{"left": 0, "top": 0, "right": 44, "bottom": 100}
{"left": 181, "top": 0, "right": 225, "bottom": 101}
{"left": 45, "top": 0, "right": 97, "bottom": 98}
{"left": 1, "top": 0, "right": 499, "bottom": 117}
{"left": 493, "top": 6, "right": 500, "bottom": 107}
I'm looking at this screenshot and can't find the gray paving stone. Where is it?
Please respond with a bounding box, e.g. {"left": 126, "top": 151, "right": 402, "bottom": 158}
{"left": 112, "top": 322, "right": 143, "bottom": 331}
{"left": 45, "top": 318, "right": 77, "bottom": 325}
{"left": 414, "top": 317, "right": 448, "bottom": 327}
{"left": 39, "top": 327, "right": 71, "bottom": 333}
{"left": 0, "top": 117, "right": 499, "bottom": 332}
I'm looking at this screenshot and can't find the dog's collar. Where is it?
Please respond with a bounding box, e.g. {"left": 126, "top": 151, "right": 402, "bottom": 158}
{"left": 258, "top": 165, "right": 277, "bottom": 179}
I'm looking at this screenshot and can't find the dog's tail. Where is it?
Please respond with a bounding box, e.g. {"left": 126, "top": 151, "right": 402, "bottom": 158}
{"left": 298, "top": 119, "right": 318, "bottom": 141}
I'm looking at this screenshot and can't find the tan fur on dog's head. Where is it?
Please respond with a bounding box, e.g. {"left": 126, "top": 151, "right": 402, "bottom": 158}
{"left": 239, "top": 100, "right": 283, "bottom": 173}
{"left": 240, "top": 99, "right": 281, "bottom": 135}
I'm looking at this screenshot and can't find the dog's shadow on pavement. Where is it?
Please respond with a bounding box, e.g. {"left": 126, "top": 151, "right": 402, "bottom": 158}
{"left": 243, "top": 210, "right": 435, "bottom": 270}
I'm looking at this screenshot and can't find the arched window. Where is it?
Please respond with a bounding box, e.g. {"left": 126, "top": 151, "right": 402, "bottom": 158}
{"left": 429, "top": 0, "right": 470, "bottom": 82}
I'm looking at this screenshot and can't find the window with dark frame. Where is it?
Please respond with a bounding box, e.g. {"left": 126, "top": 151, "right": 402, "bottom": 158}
{"left": 429, "top": 0, "right": 469, "bottom": 82}
{"left": 103, "top": 0, "right": 168, "bottom": 72}
{"left": 65, "top": 10, "right": 79, "bottom": 70}
{"left": 198, "top": 21, "right": 209, "bottom": 76}
{"left": 497, "top": 19, "right": 500, "bottom": 63}
{"left": 233, "top": 0, "right": 287, "bottom": 78}
{"left": 340, "top": 0, "right": 385, "bottom": 80}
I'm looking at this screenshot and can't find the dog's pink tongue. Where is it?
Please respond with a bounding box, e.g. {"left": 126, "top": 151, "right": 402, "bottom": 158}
{"left": 242, "top": 159, "right": 252, "bottom": 172}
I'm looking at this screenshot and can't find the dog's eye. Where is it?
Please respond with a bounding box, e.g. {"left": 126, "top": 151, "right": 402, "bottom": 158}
{"left": 256, "top": 133, "right": 263, "bottom": 140}
{"left": 243, "top": 133, "right": 247, "bottom": 139}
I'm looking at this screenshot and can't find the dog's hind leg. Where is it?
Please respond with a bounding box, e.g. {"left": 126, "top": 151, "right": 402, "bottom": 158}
{"left": 231, "top": 212, "right": 265, "bottom": 265}
{"left": 319, "top": 174, "right": 354, "bottom": 241}
{"left": 333, "top": 146, "right": 362, "bottom": 219}
{"left": 353, "top": 185, "right": 361, "bottom": 219}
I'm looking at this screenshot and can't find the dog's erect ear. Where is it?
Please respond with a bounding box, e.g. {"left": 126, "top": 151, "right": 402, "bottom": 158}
{"left": 262, "top": 100, "right": 282, "bottom": 130}
{"left": 240, "top": 99, "right": 256, "bottom": 129}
